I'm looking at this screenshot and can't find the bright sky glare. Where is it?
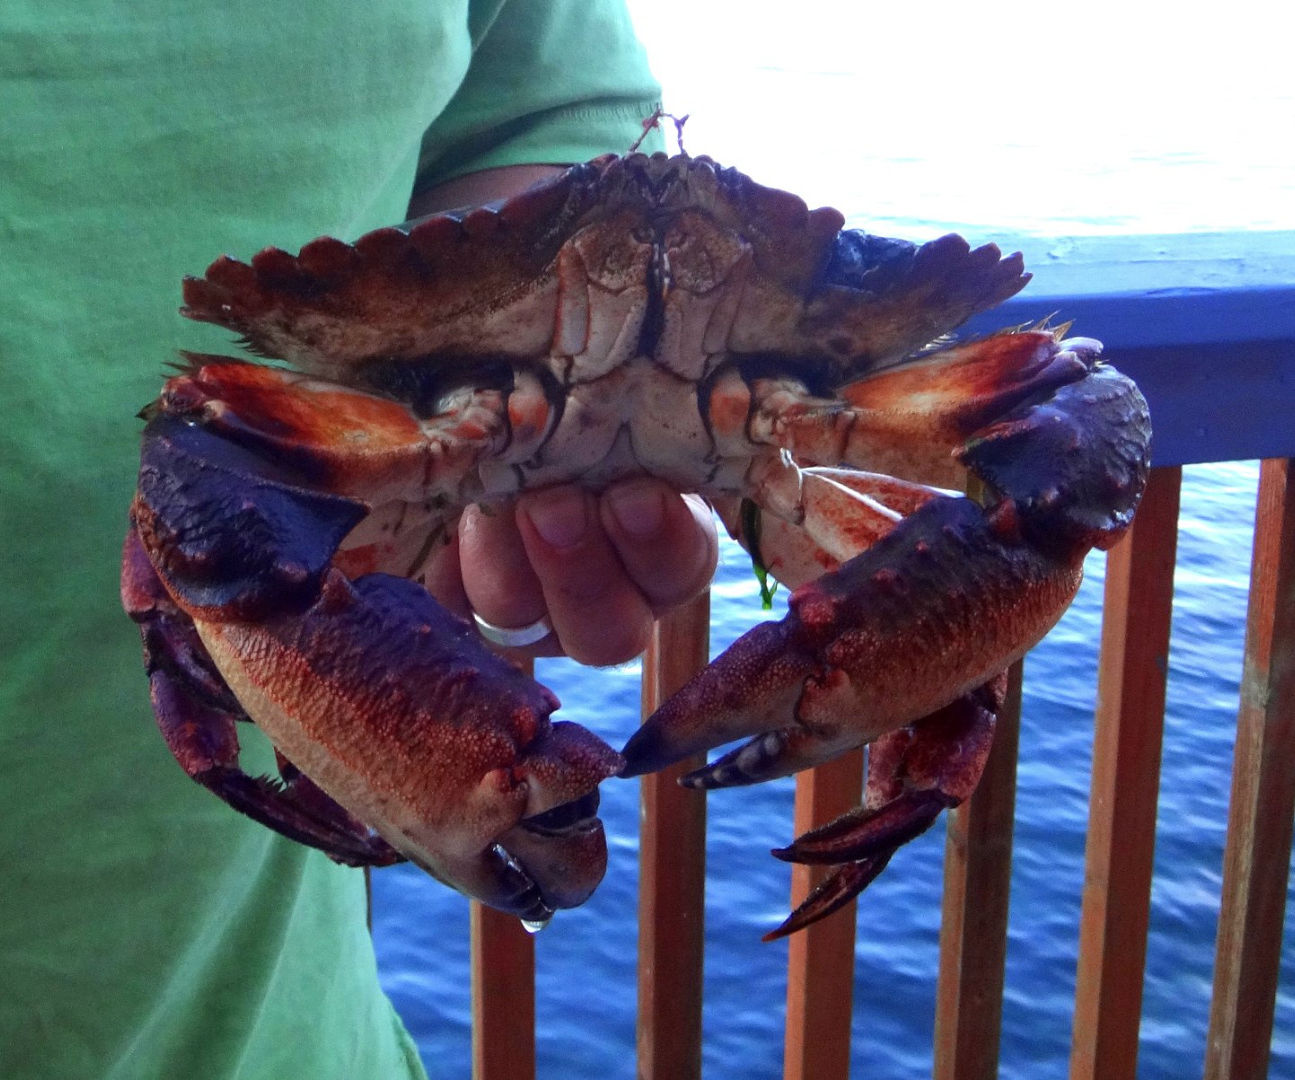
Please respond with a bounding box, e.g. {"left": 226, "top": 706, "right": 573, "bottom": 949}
{"left": 627, "top": 0, "right": 1295, "bottom": 234}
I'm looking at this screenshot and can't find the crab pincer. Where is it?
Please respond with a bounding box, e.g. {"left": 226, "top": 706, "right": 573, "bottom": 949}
{"left": 623, "top": 332, "right": 1148, "bottom": 934}
{"left": 125, "top": 366, "right": 623, "bottom": 922}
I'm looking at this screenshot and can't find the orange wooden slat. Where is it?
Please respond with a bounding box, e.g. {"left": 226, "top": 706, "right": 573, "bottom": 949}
{"left": 1069, "top": 465, "right": 1182, "bottom": 1080}
{"left": 783, "top": 748, "right": 866, "bottom": 1080}
{"left": 471, "top": 902, "right": 536, "bottom": 1080}
{"left": 933, "top": 660, "right": 1024, "bottom": 1080}
{"left": 1204, "top": 457, "right": 1295, "bottom": 1080}
{"left": 471, "top": 655, "right": 537, "bottom": 1080}
{"left": 637, "top": 593, "right": 711, "bottom": 1080}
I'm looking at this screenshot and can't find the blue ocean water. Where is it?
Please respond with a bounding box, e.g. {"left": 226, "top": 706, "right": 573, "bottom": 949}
{"left": 373, "top": 5, "right": 1294, "bottom": 1076}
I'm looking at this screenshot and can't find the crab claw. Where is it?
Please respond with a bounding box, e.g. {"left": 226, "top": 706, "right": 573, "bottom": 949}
{"left": 196, "top": 570, "right": 622, "bottom": 920}
{"left": 620, "top": 495, "right": 1080, "bottom": 938}
{"left": 623, "top": 495, "right": 1080, "bottom": 782}
{"left": 620, "top": 620, "right": 817, "bottom": 779}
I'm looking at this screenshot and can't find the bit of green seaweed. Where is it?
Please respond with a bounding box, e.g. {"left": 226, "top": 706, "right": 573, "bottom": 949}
{"left": 754, "top": 562, "right": 778, "bottom": 610}
{"left": 739, "top": 498, "right": 778, "bottom": 610}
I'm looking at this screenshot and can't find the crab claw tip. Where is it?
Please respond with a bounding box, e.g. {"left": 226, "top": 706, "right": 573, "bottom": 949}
{"left": 618, "top": 725, "right": 674, "bottom": 779}
{"left": 619, "top": 620, "right": 816, "bottom": 777}
{"left": 762, "top": 854, "right": 896, "bottom": 941}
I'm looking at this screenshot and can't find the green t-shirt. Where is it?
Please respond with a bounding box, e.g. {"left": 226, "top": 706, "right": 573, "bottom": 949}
{"left": 0, "top": 2, "right": 659, "bottom": 1077}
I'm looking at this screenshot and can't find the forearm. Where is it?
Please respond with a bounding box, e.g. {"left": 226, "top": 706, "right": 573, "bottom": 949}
{"left": 407, "top": 163, "right": 567, "bottom": 220}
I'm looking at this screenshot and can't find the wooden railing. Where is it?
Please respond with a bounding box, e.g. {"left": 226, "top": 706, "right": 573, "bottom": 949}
{"left": 456, "top": 233, "right": 1295, "bottom": 1079}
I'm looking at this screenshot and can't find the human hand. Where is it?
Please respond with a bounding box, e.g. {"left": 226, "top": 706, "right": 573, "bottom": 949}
{"left": 408, "top": 169, "right": 717, "bottom": 666}
{"left": 421, "top": 479, "right": 719, "bottom": 666}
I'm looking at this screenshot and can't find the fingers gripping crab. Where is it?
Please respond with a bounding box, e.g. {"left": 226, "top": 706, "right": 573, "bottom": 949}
{"left": 122, "top": 152, "right": 1150, "bottom": 936}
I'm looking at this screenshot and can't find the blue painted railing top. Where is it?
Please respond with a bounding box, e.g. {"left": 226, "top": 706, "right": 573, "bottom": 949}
{"left": 959, "top": 231, "right": 1295, "bottom": 467}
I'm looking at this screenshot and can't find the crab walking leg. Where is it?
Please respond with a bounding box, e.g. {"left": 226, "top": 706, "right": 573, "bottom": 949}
{"left": 763, "top": 678, "right": 1001, "bottom": 941}
{"left": 762, "top": 329, "right": 1094, "bottom": 490}
{"left": 724, "top": 465, "right": 946, "bottom": 590}
{"left": 775, "top": 675, "right": 1004, "bottom": 867}
{"left": 707, "top": 364, "right": 948, "bottom": 589}
{"left": 196, "top": 571, "right": 623, "bottom": 919}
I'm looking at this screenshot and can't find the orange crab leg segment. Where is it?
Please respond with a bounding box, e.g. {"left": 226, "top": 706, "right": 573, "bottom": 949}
{"left": 732, "top": 467, "right": 944, "bottom": 587}
{"left": 157, "top": 360, "right": 506, "bottom": 503}
{"left": 768, "top": 330, "right": 1092, "bottom": 488}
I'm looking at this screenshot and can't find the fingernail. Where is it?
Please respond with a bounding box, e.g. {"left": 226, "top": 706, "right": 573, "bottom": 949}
{"left": 525, "top": 489, "right": 588, "bottom": 550}
{"left": 607, "top": 482, "right": 665, "bottom": 539}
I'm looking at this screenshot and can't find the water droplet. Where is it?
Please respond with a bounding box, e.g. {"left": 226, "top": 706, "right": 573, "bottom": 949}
{"left": 521, "top": 916, "right": 552, "bottom": 935}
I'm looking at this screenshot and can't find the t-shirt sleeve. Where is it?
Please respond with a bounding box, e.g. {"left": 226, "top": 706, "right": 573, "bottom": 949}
{"left": 414, "top": 0, "right": 662, "bottom": 193}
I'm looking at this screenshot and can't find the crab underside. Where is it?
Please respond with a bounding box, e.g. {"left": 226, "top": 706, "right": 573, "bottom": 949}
{"left": 122, "top": 152, "right": 1150, "bottom": 936}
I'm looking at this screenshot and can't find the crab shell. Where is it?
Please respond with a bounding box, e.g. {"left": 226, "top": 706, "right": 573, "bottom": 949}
{"left": 123, "top": 153, "right": 1149, "bottom": 934}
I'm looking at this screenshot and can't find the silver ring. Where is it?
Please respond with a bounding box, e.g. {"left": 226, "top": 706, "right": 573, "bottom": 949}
{"left": 472, "top": 611, "right": 554, "bottom": 648}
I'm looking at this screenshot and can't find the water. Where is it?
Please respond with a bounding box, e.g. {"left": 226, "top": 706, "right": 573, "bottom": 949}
{"left": 372, "top": 5, "right": 1294, "bottom": 1076}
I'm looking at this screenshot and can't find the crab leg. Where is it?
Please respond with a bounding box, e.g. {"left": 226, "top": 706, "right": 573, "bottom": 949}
{"left": 763, "top": 676, "right": 1002, "bottom": 940}
{"left": 623, "top": 330, "right": 1149, "bottom": 934}
{"left": 128, "top": 361, "right": 619, "bottom": 919}
{"left": 122, "top": 529, "right": 402, "bottom": 865}
{"left": 714, "top": 468, "right": 944, "bottom": 592}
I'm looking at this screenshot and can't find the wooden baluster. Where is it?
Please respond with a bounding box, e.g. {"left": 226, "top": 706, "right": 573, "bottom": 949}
{"left": 933, "top": 660, "right": 1024, "bottom": 1080}
{"left": 783, "top": 749, "right": 866, "bottom": 1080}
{"left": 1069, "top": 465, "right": 1182, "bottom": 1080}
{"left": 471, "top": 904, "right": 536, "bottom": 1080}
{"left": 926, "top": 462, "right": 1025, "bottom": 1079}
{"left": 471, "top": 656, "right": 537, "bottom": 1080}
{"left": 1205, "top": 458, "right": 1295, "bottom": 1080}
{"left": 637, "top": 593, "right": 711, "bottom": 1080}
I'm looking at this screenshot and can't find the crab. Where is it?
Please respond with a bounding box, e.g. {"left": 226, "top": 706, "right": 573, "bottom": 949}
{"left": 122, "top": 151, "right": 1149, "bottom": 937}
